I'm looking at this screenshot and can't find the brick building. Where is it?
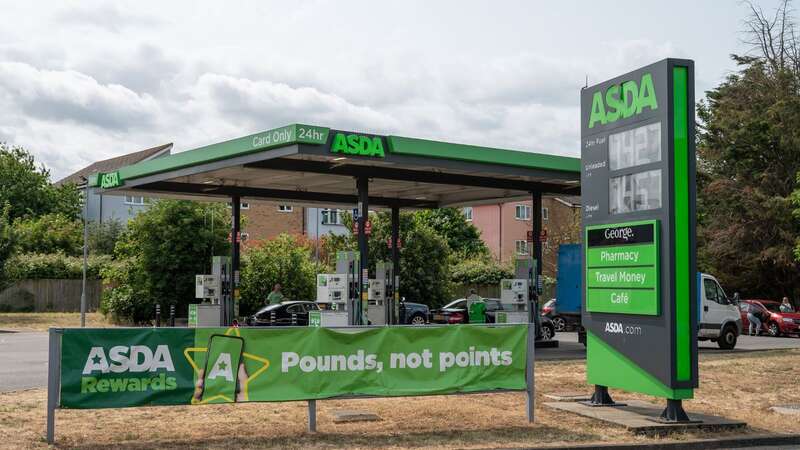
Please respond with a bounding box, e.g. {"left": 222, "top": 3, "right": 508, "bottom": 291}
{"left": 238, "top": 201, "right": 304, "bottom": 242}
{"left": 465, "top": 196, "right": 580, "bottom": 277}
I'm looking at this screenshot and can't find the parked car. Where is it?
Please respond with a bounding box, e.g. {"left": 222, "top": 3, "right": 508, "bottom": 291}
{"left": 541, "top": 298, "right": 581, "bottom": 332}
{"left": 399, "top": 300, "right": 429, "bottom": 325}
{"left": 246, "top": 301, "right": 320, "bottom": 326}
{"left": 430, "top": 298, "right": 555, "bottom": 340}
{"left": 697, "top": 273, "right": 742, "bottom": 349}
{"left": 739, "top": 299, "right": 800, "bottom": 337}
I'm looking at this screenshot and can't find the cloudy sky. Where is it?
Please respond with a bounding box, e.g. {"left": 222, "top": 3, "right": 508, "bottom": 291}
{"left": 0, "top": 0, "right": 784, "bottom": 180}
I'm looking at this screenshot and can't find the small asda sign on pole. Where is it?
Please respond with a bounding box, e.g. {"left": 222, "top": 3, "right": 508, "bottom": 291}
{"left": 580, "top": 59, "right": 697, "bottom": 415}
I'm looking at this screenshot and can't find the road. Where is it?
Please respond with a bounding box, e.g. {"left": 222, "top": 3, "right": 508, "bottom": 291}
{"left": 1, "top": 330, "right": 800, "bottom": 392}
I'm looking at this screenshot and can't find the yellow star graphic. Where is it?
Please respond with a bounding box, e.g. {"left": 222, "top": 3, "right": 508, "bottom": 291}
{"left": 183, "top": 326, "right": 270, "bottom": 404}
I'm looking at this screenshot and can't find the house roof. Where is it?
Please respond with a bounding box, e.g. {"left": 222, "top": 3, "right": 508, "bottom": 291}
{"left": 55, "top": 143, "right": 172, "bottom": 186}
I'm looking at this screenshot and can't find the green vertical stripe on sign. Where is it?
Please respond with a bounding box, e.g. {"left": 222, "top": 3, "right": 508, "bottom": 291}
{"left": 673, "top": 66, "right": 691, "bottom": 381}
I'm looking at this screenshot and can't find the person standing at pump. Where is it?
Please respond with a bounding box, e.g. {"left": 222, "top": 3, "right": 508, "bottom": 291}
{"left": 267, "top": 283, "right": 285, "bottom": 305}
{"left": 466, "top": 289, "right": 486, "bottom": 324}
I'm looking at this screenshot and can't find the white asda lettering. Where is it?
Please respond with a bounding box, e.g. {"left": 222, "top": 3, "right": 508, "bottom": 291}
{"left": 82, "top": 345, "right": 175, "bottom": 375}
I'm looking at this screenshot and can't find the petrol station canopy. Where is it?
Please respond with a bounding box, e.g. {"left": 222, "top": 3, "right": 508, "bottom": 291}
{"left": 92, "top": 123, "right": 580, "bottom": 207}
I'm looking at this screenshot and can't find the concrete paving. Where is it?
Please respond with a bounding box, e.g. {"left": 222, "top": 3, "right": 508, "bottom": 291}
{"left": 0, "top": 332, "right": 48, "bottom": 392}
{"left": 545, "top": 399, "right": 746, "bottom": 435}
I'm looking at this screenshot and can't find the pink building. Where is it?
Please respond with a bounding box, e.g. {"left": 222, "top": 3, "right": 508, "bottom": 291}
{"left": 464, "top": 196, "right": 580, "bottom": 276}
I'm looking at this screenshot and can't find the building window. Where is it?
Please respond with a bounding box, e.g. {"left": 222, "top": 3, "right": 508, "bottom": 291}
{"left": 125, "top": 195, "right": 146, "bottom": 205}
{"left": 226, "top": 202, "right": 249, "bottom": 210}
{"left": 321, "top": 209, "right": 343, "bottom": 225}
{"left": 542, "top": 207, "right": 549, "bottom": 221}
{"left": 515, "top": 204, "right": 531, "bottom": 220}
{"left": 515, "top": 240, "right": 529, "bottom": 255}
{"left": 278, "top": 205, "right": 293, "bottom": 213}
{"left": 463, "top": 207, "right": 473, "bottom": 221}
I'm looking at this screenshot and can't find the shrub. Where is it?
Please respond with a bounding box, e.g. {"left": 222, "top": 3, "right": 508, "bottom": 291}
{"left": 3, "top": 253, "right": 112, "bottom": 280}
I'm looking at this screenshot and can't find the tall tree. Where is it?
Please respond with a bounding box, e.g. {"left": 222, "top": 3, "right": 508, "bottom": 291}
{"left": 0, "top": 143, "right": 81, "bottom": 220}
{"left": 699, "top": 0, "right": 800, "bottom": 301}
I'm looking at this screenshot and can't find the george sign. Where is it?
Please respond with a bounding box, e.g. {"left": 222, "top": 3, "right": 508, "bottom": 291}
{"left": 99, "top": 172, "right": 122, "bottom": 188}
{"left": 330, "top": 133, "right": 386, "bottom": 158}
{"left": 581, "top": 59, "right": 697, "bottom": 401}
{"left": 585, "top": 221, "right": 659, "bottom": 315}
{"left": 58, "top": 325, "right": 528, "bottom": 409}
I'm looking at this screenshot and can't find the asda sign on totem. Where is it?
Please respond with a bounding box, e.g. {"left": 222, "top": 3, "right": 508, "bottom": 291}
{"left": 59, "top": 325, "right": 528, "bottom": 409}
{"left": 580, "top": 59, "right": 697, "bottom": 401}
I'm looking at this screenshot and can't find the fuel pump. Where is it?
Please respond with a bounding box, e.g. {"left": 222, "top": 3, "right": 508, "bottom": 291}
{"left": 190, "top": 256, "right": 229, "bottom": 327}
{"left": 367, "top": 261, "right": 393, "bottom": 326}
{"left": 499, "top": 256, "right": 539, "bottom": 324}
{"left": 338, "top": 251, "right": 362, "bottom": 325}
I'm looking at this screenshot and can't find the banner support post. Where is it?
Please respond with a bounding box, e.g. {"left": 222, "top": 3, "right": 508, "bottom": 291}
{"left": 46, "top": 328, "right": 62, "bottom": 444}
{"left": 308, "top": 399, "right": 317, "bottom": 432}
{"left": 526, "top": 321, "right": 535, "bottom": 422}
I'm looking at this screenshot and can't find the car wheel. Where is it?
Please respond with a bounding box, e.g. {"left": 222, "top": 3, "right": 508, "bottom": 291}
{"left": 410, "top": 314, "right": 426, "bottom": 326}
{"left": 539, "top": 324, "right": 554, "bottom": 341}
{"left": 768, "top": 322, "right": 781, "bottom": 337}
{"left": 717, "top": 325, "right": 737, "bottom": 350}
{"left": 551, "top": 316, "right": 566, "bottom": 332}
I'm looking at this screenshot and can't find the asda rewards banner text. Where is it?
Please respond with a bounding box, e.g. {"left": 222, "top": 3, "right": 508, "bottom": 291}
{"left": 59, "top": 325, "right": 528, "bottom": 409}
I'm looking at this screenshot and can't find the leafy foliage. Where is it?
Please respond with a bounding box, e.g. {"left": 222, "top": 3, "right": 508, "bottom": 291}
{"left": 0, "top": 206, "right": 16, "bottom": 289}
{"left": 101, "top": 200, "right": 230, "bottom": 323}
{"left": 450, "top": 258, "right": 513, "bottom": 286}
{"left": 0, "top": 143, "right": 80, "bottom": 220}
{"left": 414, "top": 208, "right": 488, "bottom": 257}
{"left": 87, "top": 219, "right": 125, "bottom": 255}
{"left": 13, "top": 214, "right": 83, "bottom": 256}
{"left": 4, "top": 253, "right": 111, "bottom": 280}
{"left": 239, "top": 234, "right": 321, "bottom": 316}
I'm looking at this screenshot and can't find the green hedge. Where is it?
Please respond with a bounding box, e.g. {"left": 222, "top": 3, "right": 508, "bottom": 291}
{"left": 3, "top": 253, "right": 113, "bottom": 280}
{"left": 450, "top": 258, "right": 513, "bottom": 286}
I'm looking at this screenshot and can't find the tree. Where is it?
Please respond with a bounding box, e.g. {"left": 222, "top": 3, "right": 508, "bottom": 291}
{"left": 699, "top": 1, "right": 800, "bottom": 301}
{"left": 0, "top": 143, "right": 80, "bottom": 220}
{"left": 0, "top": 206, "right": 16, "bottom": 288}
{"left": 338, "top": 210, "right": 453, "bottom": 307}
{"left": 414, "top": 208, "right": 488, "bottom": 257}
{"left": 101, "top": 200, "right": 230, "bottom": 323}
{"left": 13, "top": 214, "right": 83, "bottom": 256}
{"left": 239, "top": 234, "right": 321, "bottom": 315}
{"left": 87, "top": 219, "right": 125, "bottom": 255}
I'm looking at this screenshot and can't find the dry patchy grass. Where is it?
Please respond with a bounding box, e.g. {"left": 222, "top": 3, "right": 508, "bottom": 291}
{"left": 0, "top": 313, "right": 111, "bottom": 332}
{"left": 3, "top": 349, "right": 799, "bottom": 449}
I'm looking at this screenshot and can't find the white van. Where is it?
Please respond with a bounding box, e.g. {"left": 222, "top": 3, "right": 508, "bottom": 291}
{"left": 697, "top": 273, "right": 742, "bottom": 349}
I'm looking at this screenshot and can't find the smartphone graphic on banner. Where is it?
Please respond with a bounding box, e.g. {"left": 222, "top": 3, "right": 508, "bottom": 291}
{"left": 201, "top": 334, "right": 244, "bottom": 403}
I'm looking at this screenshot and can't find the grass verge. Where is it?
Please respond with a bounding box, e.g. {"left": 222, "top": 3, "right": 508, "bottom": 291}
{"left": 1, "top": 349, "right": 798, "bottom": 448}
{"left": 0, "top": 312, "right": 111, "bottom": 331}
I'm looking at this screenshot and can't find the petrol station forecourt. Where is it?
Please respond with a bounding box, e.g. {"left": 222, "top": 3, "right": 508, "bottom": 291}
{"left": 92, "top": 124, "right": 580, "bottom": 327}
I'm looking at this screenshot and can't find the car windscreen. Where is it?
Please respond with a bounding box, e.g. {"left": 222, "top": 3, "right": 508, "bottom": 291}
{"left": 762, "top": 302, "right": 783, "bottom": 313}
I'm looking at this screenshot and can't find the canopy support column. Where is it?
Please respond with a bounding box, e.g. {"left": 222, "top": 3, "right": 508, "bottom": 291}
{"left": 391, "top": 205, "right": 400, "bottom": 324}
{"left": 230, "top": 195, "right": 241, "bottom": 326}
{"left": 356, "top": 177, "right": 369, "bottom": 326}
{"left": 530, "top": 192, "right": 543, "bottom": 336}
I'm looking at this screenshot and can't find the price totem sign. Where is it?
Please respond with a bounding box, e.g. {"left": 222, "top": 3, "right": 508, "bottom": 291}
{"left": 580, "top": 59, "right": 697, "bottom": 420}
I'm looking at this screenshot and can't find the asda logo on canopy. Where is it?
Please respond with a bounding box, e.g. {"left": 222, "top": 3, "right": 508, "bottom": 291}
{"left": 331, "top": 133, "right": 385, "bottom": 158}
{"left": 588, "top": 73, "right": 658, "bottom": 129}
{"left": 80, "top": 345, "right": 178, "bottom": 394}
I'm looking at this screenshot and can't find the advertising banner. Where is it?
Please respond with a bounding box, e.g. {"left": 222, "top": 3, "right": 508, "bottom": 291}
{"left": 59, "top": 325, "right": 528, "bottom": 409}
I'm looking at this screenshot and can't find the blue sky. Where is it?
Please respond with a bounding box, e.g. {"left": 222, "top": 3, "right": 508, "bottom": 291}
{"left": 0, "top": 0, "right": 786, "bottom": 180}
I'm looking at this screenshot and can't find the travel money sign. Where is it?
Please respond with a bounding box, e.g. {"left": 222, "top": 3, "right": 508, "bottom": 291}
{"left": 581, "top": 59, "right": 697, "bottom": 400}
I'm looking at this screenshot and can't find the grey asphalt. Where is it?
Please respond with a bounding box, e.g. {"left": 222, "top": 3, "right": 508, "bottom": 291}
{"left": 1, "top": 330, "right": 799, "bottom": 393}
